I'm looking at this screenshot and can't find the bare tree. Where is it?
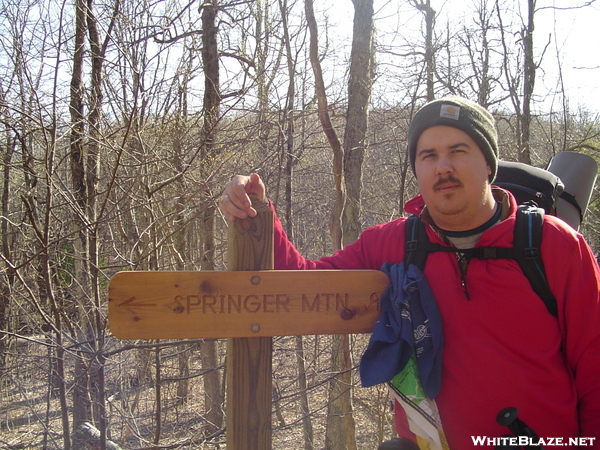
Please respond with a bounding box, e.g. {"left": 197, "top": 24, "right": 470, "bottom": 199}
{"left": 304, "top": 1, "right": 354, "bottom": 449}
{"left": 520, "top": 0, "right": 536, "bottom": 164}
{"left": 342, "top": 0, "right": 375, "bottom": 246}
{"left": 199, "top": 1, "right": 225, "bottom": 435}
{"left": 456, "top": 0, "right": 499, "bottom": 107}
{"left": 0, "top": 78, "right": 16, "bottom": 376}
{"left": 411, "top": 0, "right": 436, "bottom": 101}
{"left": 305, "top": 0, "right": 345, "bottom": 252}
{"left": 304, "top": 0, "right": 375, "bottom": 448}
{"left": 68, "top": 0, "right": 120, "bottom": 447}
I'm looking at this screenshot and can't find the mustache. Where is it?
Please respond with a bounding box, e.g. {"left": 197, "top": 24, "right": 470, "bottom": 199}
{"left": 433, "top": 175, "right": 463, "bottom": 190}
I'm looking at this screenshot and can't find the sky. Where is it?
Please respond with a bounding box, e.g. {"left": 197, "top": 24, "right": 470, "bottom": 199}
{"left": 534, "top": 1, "right": 600, "bottom": 111}
{"left": 323, "top": 0, "right": 600, "bottom": 113}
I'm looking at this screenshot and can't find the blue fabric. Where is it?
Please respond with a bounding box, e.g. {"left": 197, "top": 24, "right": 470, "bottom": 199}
{"left": 359, "top": 262, "right": 444, "bottom": 399}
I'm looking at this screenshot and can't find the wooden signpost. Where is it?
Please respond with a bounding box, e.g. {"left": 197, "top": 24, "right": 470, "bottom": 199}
{"left": 108, "top": 198, "right": 388, "bottom": 449}
{"left": 108, "top": 270, "right": 387, "bottom": 339}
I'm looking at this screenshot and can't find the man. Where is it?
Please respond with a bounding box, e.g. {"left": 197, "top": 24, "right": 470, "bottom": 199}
{"left": 219, "top": 96, "right": 600, "bottom": 449}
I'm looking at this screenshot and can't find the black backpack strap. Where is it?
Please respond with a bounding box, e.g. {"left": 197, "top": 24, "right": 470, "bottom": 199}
{"left": 404, "top": 215, "right": 454, "bottom": 270}
{"left": 559, "top": 190, "right": 584, "bottom": 223}
{"left": 512, "top": 205, "right": 558, "bottom": 317}
{"left": 403, "top": 208, "right": 558, "bottom": 317}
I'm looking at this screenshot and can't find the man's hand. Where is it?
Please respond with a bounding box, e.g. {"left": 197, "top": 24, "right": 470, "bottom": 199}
{"left": 218, "top": 173, "right": 266, "bottom": 221}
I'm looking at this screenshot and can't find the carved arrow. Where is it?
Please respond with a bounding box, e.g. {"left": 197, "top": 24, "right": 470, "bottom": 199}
{"left": 118, "top": 297, "right": 158, "bottom": 315}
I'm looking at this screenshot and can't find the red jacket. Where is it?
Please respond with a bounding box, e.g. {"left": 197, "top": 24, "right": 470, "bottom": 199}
{"left": 272, "top": 189, "right": 600, "bottom": 449}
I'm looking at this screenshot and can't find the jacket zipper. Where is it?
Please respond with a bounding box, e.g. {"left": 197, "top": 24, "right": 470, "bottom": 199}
{"left": 456, "top": 252, "right": 471, "bottom": 300}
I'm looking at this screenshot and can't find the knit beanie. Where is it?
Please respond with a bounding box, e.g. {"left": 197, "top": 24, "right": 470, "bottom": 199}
{"left": 407, "top": 96, "right": 499, "bottom": 181}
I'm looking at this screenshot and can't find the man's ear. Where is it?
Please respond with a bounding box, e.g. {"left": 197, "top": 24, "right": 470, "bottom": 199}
{"left": 487, "top": 164, "right": 494, "bottom": 183}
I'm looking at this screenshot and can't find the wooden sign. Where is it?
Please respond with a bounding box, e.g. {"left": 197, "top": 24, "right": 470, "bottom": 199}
{"left": 108, "top": 269, "right": 388, "bottom": 339}
{"left": 106, "top": 197, "right": 388, "bottom": 450}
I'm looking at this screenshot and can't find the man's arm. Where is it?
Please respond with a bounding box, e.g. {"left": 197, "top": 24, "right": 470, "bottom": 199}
{"left": 218, "top": 173, "right": 401, "bottom": 271}
{"left": 546, "top": 224, "right": 600, "bottom": 444}
{"left": 563, "top": 238, "right": 600, "bottom": 443}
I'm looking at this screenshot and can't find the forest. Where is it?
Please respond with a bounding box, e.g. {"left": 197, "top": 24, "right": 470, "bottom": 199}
{"left": 1, "top": 0, "right": 599, "bottom": 449}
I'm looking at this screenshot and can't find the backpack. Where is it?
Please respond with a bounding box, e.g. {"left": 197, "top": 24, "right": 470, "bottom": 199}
{"left": 496, "top": 159, "right": 585, "bottom": 225}
{"left": 404, "top": 161, "right": 562, "bottom": 317}
{"left": 494, "top": 160, "right": 564, "bottom": 215}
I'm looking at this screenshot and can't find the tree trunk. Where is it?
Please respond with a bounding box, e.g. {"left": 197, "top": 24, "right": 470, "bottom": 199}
{"left": 174, "top": 62, "right": 191, "bottom": 407}
{"left": 279, "top": 0, "right": 297, "bottom": 236}
{"left": 324, "top": 334, "right": 357, "bottom": 450}
{"left": 342, "top": 0, "right": 374, "bottom": 247}
{"left": 305, "top": 1, "right": 377, "bottom": 448}
{"left": 410, "top": 0, "right": 436, "bottom": 101}
{"left": 295, "top": 336, "right": 314, "bottom": 450}
{"left": 423, "top": 1, "right": 435, "bottom": 101}
{"left": 201, "top": 340, "right": 223, "bottom": 434}
{"left": 335, "top": 0, "right": 375, "bottom": 448}
{"left": 69, "top": 0, "right": 117, "bottom": 446}
{"left": 476, "top": 6, "right": 491, "bottom": 108}
{"left": 200, "top": 0, "right": 224, "bottom": 434}
{"left": 305, "top": 0, "right": 344, "bottom": 252}
{"left": 496, "top": 1, "right": 523, "bottom": 158}
{"left": 521, "top": 0, "right": 536, "bottom": 164}
{"left": 85, "top": 1, "right": 109, "bottom": 445}
{"left": 280, "top": 1, "right": 313, "bottom": 447}
{"left": 200, "top": 0, "right": 219, "bottom": 268}
{"left": 0, "top": 132, "right": 15, "bottom": 374}
{"left": 69, "top": 0, "right": 92, "bottom": 437}
{"left": 154, "top": 344, "right": 162, "bottom": 445}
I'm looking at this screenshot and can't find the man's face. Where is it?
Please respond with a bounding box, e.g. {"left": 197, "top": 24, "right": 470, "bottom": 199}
{"left": 414, "top": 125, "right": 493, "bottom": 230}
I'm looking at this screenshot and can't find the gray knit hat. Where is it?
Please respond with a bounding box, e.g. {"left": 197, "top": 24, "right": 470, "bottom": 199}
{"left": 407, "top": 96, "right": 499, "bottom": 181}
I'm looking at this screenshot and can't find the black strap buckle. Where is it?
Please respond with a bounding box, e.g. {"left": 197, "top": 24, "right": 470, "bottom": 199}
{"left": 405, "top": 240, "right": 418, "bottom": 252}
{"left": 524, "top": 247, "right": 539, "bottom": 259}
{"left": 474, "top": 247, "right": 499, "bottom": 259}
